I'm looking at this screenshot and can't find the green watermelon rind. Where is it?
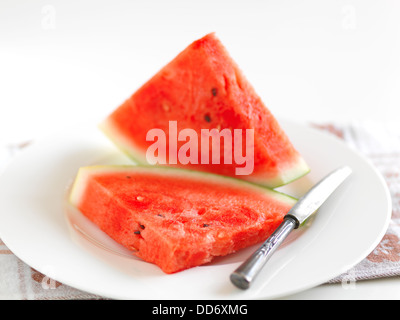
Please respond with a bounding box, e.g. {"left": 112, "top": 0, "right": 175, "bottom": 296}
{"left": 99, "top": 117, "right": 310, "bottom": 189}
{"left": 69, "top": 164, "right": 298, "bottom": 210}
{"left": 244, "top": 156, "right": 310, "bottom": 188}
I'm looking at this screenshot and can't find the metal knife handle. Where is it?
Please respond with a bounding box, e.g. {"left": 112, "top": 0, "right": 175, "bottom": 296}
{"left": 230, "top": 216, "right": 297, "bottom": 290}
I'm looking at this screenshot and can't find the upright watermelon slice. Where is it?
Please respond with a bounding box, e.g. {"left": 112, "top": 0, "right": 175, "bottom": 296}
{"left": 69, "top": 166, "right": 296, "bottom": 274}
{"left": 100, "top": 33, "right": 309, "bottom": 188}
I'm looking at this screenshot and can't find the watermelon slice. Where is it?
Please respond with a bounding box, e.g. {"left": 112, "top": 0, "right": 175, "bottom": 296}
{"left": 69, "top": 165, "right": 296, "bottom": 274}
{"left": 100, "top": 33, "right": 309, "bottom": 188}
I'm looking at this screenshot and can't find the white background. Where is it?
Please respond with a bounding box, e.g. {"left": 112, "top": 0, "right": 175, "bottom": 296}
{"left": 1, "top": 0, "right": 400, "bottom": 299}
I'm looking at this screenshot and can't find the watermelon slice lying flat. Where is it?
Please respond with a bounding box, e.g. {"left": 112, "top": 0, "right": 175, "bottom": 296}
{"left": 100, "top": 33, "right": 309, "bottom": 188}
{"left": 69, "top": 166, "right": 296, "bottom": 274}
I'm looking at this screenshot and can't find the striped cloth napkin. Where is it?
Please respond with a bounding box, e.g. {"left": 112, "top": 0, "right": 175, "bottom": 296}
{"left": 312, "top": 122, "right": 400, "bottom": 284}
{"left": 0, "top": 121, "right": 399, "bottom": 299}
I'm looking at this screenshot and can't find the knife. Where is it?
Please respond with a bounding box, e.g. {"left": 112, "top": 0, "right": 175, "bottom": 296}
{"left": 230, "top": 165, "right": 352, "bottom": 290}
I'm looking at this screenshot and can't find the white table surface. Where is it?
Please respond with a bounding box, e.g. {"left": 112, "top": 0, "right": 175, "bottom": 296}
{"left": 1, "top": 0, "right": 400, "bottom": 300}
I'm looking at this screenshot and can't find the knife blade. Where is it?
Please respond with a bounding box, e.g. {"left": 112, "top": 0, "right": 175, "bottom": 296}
{"left": 230, "top": 165, "right": 352, "bottom": 290}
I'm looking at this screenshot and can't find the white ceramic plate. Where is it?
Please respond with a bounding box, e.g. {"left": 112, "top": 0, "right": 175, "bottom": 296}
{"left": 0, "top": 120, "right": 391, "bottom": 300}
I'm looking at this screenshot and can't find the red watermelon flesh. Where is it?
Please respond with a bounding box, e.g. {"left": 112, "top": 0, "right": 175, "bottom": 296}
{"left": 69, "top": 166, "right": 296, "bottom": 274}
{"left": 100, "top": 33, "right": 309, "bottom": 188}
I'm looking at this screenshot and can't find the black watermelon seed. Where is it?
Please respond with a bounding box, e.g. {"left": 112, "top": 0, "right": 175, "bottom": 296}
{"left": 134, "top": 230, "right": 141, "bottom": 235}
{"left": 211, "top": 87, "right": 218, "bottom": 97}
{"left": 204, "top": 114, "right": 211, "bottom": 122}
